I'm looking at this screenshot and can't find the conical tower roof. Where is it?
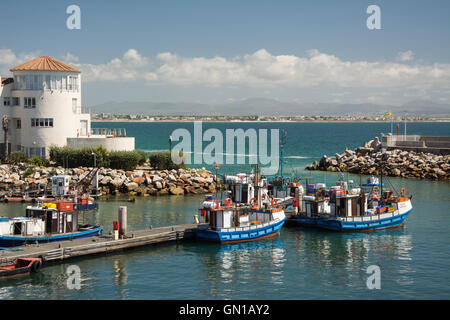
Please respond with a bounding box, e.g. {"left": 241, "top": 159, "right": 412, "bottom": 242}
{"left": 10, "top": 56, "right": 81, "bottom": 73}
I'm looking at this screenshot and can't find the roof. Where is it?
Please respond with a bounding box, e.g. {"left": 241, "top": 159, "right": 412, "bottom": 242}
{"left": 10, "top": 56, "right": 81, "bottom": 73}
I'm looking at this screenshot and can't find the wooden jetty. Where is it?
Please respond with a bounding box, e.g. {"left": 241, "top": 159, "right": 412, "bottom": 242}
{"left": 0, "top": 222, "right": 208, "bottom": 265}
{"left": 0, "top": 205, "right": 299, "bottom": 266}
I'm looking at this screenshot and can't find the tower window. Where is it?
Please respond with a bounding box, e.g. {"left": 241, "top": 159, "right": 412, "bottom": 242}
{"left": 24, "top": 97, "right": 36, "bottom": 108}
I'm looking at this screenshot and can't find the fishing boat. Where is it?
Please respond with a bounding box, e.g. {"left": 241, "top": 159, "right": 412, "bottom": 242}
{"left": 295, "top": 174, "right": 413, "bottom": 232}
{"left": 1, "top": 174, "right": 99, "bottom": 212}
{"left": 196, "top": 167, "right": 288, "bottom": 243}
{"left": 0, "top": 199, "right": 103, "bottom": 247}
{"left": 196, "top": 196, "right": 286, "bottom": 243}
{"left": 0, "top": 258, "right": 42, "bottom": 279}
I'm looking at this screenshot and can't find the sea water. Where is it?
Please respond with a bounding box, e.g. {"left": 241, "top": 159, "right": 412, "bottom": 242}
{"left": 0, "top": 121, "right": 448, "bottom": 299}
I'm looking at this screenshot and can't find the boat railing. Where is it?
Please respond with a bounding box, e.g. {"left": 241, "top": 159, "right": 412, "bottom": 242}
{"left": 339, "top": 210, "right": 400, "bottom": 222}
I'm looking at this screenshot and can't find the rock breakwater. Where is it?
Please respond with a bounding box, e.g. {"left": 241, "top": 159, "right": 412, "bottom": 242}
{"left": 0, "top": 164, "right": 220, "bottom": 196}
{"left": 306, "top": 137, "right": 449, "bottom": 180}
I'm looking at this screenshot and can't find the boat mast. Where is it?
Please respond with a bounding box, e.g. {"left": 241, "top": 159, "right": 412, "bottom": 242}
{"left": 279, "top": 130, "right": 286, "bottom": 179}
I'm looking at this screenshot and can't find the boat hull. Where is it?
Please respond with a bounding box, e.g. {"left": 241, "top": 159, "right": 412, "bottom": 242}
{"left": 0, "top": 258, "right": 41, "bottom": 279}
{"left": 297, "top": 209, "right": 412, "bottom": 232}
{"left": 196, "top": 218, "right": 286, "bottom": 243}
{"left": 0, "top": 227, "right": 103, "bottom": 247}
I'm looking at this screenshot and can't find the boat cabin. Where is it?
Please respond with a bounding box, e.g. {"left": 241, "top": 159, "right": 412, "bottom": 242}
{"left": 25, "top": 206, "right": 79, "bottom": 235}
{"left": 224, "top": 173, "right": 270, "bottom": 205}
{"left": 52, "top": 175, "right": 70, "bottom": 197}
{"left": 200, "top": 206, "right": 282, "bottom": 231}
{"left": 303, "top": 189, "right": 369, "bottom": 218}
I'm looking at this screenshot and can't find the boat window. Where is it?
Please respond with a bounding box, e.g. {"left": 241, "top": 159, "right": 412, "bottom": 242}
{"left": 13, "top": 222, "right": 23, "bottom": 235}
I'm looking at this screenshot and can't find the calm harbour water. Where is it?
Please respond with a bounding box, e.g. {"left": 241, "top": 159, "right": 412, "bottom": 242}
{"left": 0, "top": 121, "right": 449, "bottom": 299}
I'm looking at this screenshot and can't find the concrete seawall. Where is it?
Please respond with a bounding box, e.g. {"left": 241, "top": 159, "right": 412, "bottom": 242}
{"left": 383, "top": 135, "right": 450, "bottom": 155}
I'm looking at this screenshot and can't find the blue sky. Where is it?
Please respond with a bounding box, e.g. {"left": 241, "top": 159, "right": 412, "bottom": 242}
{"left": 1, "top": 0, "right": 449, "bottom": 106}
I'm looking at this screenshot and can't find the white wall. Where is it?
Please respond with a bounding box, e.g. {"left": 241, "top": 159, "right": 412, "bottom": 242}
{"left": 0, "top": 71, "right": 92, "bottom": 157}
{"left": 67, "top": 137, "right": 135, "bottom": 151}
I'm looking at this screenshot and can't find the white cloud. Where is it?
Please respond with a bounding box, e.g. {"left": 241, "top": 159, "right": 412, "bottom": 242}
{"left": 143, "top": 49, "right": 449, "bottom": 91}
{"left": 2, "top": 48, "right": 449, "bottom": 105}
{"left": 0, "top": 49, "right": 40, "bottom": 75}
{"left": 72, "top": 49, "right": 149, "bottom": 82}
{"left": 61, "top": 52, "right": 79, "bottom": 63}
{"left": 396, "top": 50, "right": 414, "bottom": 62}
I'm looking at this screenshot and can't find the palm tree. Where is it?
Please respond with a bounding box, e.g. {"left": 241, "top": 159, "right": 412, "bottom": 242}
{"left": 2, "top": 115, "right": 9, "bottom": 162}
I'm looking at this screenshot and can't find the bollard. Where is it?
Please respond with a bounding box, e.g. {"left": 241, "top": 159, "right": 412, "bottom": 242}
{"left": 113, "top": 221, "right": 120, "bottom": 240}
{"left": 118, "top": 206, "right": 127, "bottom": 237}
{"left": 194, "top": 215, "right": 199, "bottom": 224}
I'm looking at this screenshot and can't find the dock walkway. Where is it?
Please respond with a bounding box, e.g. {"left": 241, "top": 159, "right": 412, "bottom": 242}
{"left": 0, "top": 223, "right": 208, "bottom": 265}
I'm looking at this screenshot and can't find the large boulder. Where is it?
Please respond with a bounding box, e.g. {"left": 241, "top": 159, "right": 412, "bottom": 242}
{"left": 169, "top": 186, "right": 185, "bottom": 195}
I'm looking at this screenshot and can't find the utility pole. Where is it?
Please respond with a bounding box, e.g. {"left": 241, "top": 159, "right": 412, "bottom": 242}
{"left": 92, "top": 152, "right": 98, "bottom": 195}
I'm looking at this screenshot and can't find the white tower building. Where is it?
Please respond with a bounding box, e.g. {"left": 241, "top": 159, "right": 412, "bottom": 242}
{"left": 0, "top": 56, "right": 134, "bottom": 158}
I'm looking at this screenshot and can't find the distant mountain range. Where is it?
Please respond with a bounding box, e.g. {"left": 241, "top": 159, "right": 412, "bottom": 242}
{"left": 91, "top": 98, "right": 450, "bottom": 116}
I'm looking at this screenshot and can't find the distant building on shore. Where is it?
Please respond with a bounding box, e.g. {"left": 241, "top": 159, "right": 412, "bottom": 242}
{"left": 0, "top": 56, "right": 134, "bottom": 158}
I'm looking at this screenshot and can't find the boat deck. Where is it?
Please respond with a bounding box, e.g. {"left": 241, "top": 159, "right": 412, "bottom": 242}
{"left": 0, "top": 223, "right": 209, "bottom": 265}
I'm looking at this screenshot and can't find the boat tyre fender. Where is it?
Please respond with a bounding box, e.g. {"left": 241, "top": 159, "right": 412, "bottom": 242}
{"left": 272, "top": 198, "right": 278, "bottom": 208}
{"left": 4, "top": 198, "right": 8, "bottom": 203}
{"left": 31, "top": 260, "right": 42, "bottom": 273}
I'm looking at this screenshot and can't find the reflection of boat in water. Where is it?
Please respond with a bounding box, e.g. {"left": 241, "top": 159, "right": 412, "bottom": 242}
{"left": 196, "top": 167, "right": 288, "bottom": 243}
{"left": 0, "top": 199, "right": 103, "bottom": 247}
{"left": 296, "top": 173, "right": 413, "bottom": 232}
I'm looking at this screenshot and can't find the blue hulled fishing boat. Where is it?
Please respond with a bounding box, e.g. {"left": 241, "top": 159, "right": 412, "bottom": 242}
{"left": 196, "top": 167, "right": 288, "bottom": 243}
{"left": 296, "top": 174, "right": 413, "bottom": 232}
{"left": 0, "top": 200, "right": 102, "bottom": 247}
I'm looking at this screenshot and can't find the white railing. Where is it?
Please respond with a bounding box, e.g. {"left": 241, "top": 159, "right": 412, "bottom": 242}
{"left": 90, "top": 128, "right": 127, "bottom": 137}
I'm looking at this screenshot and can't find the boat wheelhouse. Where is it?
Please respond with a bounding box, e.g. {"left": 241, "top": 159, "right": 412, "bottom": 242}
{"left": 0, "top": 201, "right": 102, "bottom": 247}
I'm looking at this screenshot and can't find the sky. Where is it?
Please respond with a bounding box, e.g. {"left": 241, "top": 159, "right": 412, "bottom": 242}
{"left": 0, "top": 0, "right": 449, "bottom": 107}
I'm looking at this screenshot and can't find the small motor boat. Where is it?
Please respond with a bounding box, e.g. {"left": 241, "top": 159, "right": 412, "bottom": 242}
{"left": 0, "top": 257, "right": 42, "bottom": 279}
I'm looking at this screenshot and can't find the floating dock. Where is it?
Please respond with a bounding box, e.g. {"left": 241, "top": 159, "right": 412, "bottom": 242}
{"left": 0, "top": 223, "right": 208, "bottom": 265}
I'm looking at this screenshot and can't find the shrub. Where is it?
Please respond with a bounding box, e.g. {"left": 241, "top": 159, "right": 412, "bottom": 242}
{"left": 49, "top": 145, "right": 106, "bottom": 168}
{"left": 149, "top": 151, "right": 186, "bottom": 170}
{"left": 9, "top": 151, "right": 28, "bottom": 165}
{"left": 22, "top": 168, "right": 33, "bottom": 179}
{"left": 135, "top": 150, "right": 148, "bottom": 165}
{"left": 108, "top": 151, "right": 141, "bottom": 171}
{"left": 48, "top": 146, "right": 153, "bottom": 171}
{"left": 28, "top": 156, "right": 49, "bottom": 167}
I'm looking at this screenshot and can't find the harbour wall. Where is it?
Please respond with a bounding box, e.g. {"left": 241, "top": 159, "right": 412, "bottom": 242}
{"left": 306, "top": 137, "right": 449, "bottom": 181}
{"left": 0, "top": 164, "right": 220, "bottom": 196}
